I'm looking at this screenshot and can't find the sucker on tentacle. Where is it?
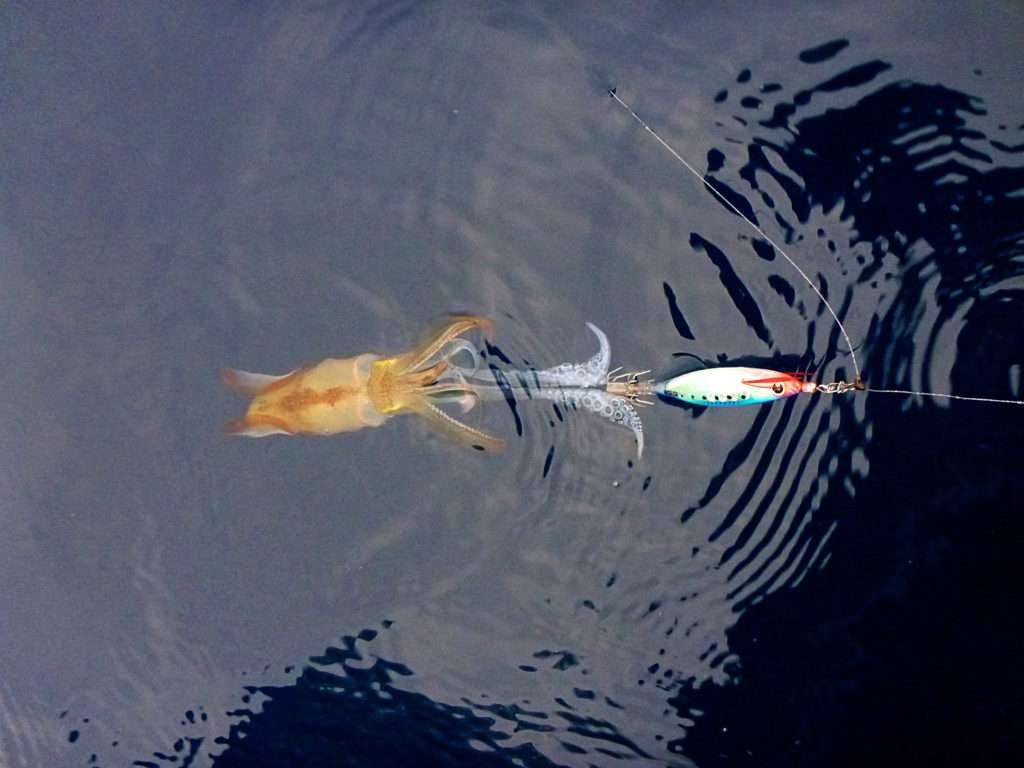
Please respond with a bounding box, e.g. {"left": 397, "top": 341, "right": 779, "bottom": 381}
{"left": 534, "top": 386, "right": 645, "bottom": 458}
{"left": 531, "top": 322, "right": 611, "bottom": 388}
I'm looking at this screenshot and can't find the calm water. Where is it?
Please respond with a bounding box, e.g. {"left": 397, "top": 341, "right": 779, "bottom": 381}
{"left": 3, "top": 2, "right": 1023, "bottom": 766}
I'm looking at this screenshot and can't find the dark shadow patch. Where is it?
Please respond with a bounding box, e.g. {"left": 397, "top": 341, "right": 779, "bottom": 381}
{"left": 767, "top": 274, "right": 796, "bottom": 307}
{"left": 798, "top": 38, "right": 850, "bottom": 64}
{"left": 689, "top": 233, "right": 774, "bottom": 348}
{"left": 662, "top": 282, "right": 695, "bottom": 340}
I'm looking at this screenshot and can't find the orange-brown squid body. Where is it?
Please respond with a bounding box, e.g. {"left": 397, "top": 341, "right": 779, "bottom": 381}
{"left": 223, "top": 315, "right": 503, "bottom": 452}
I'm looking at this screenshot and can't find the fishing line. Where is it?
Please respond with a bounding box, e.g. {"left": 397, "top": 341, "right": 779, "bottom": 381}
{"left": 607, "top": 87, "right": 861, "bottom": 382}
{"left": 864, "top": 388, "right": 1024, "bottom": 405}
{"left": 607, "top": 87, "right": 1024, "bottom": 408}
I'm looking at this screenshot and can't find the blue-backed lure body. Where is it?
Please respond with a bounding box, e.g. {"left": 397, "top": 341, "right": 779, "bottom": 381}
{"left": 655, "top": 367, "right": 811, "bottom": 407}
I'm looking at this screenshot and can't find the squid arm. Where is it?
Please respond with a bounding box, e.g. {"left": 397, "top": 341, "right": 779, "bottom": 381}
{"left": 409, "top": 395, "right": 505, "bottom": 453}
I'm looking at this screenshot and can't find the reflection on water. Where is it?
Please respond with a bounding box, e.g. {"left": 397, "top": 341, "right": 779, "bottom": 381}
{"left": 215, "top": 624, "right": 626, "bottom": 767}
{"left": 3, "top": 2, "right": 1022, "bottom": 767}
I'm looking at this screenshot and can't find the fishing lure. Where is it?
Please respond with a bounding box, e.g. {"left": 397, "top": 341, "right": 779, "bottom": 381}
{"left": 655, "top": 368, "right": 811, "bottom": 407}
{"left": 607, "top": 366, "right": 863, "bottom": 409}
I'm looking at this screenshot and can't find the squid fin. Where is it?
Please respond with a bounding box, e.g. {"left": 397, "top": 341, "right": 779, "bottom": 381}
{"left": 222, "top": 368, "right": 297, "bottom": 396}
{"left": 223, "top": 415, "right": 294, "bottom": 437}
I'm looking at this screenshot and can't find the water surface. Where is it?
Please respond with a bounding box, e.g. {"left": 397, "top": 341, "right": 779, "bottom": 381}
{"left": 2, "top": 2, "right": 1023, "bottom": 766}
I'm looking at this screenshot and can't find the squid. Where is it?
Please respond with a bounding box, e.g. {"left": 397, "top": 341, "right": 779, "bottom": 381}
{"left": 223, "top": 315, "right": 504, "bottom": 452}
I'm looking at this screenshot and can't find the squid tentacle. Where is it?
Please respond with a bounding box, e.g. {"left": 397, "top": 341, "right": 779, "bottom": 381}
{"left": 401, "top": 315, "right": 492, "bottom": 375}
{"left": 412, "top": 396, "right": 505, "bottom": 453}
{"left": 419, "top": 338, "right": 481, "bottom": 377}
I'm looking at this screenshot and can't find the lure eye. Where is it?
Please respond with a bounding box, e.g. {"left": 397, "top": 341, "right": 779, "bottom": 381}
{"left": 772, "top": 382, "right": 785, "bottom": 394}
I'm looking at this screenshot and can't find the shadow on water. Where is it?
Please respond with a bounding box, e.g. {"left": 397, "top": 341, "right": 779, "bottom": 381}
{"left": 133, "top": 623, "right": 655, "bottom": 768}
{"left": 211, "top": 630, "right": 565, "bottom": 768}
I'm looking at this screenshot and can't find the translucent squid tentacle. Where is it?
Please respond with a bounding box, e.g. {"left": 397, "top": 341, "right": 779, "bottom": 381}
{"left": 425, "top": 338, "right": 480, "bottom": 376}
{"left": 450, "top": 382, "right": 514, "bottom": 403}
{"left": 534, "top": 386, "right": 644, "bottom": 458}
{"left": 420, "top": 383, "right": 480, "bottom": 414}
{"left": 400, "top": 315, "right": 493, "bottom": 375}
{"left": 410, "top": 396, "right": 505, "bottom": 453}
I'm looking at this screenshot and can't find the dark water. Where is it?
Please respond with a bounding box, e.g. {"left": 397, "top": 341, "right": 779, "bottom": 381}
{"left": 3, "top": 2, "right": 1023, "bottom": 766}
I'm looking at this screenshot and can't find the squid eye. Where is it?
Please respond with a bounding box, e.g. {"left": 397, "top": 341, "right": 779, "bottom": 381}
{"left": 771, "top": 382, "right": 785, "bottom": 394}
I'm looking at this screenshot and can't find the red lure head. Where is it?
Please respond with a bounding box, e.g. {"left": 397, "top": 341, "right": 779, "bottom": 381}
{"left": 740, "top": 370, "right": 814, "bottom": 398}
